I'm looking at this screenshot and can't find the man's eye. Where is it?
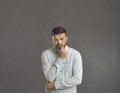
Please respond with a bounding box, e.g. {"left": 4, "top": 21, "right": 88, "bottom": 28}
{"left": 60, "top": 38, "right": 64, "bottom": 41}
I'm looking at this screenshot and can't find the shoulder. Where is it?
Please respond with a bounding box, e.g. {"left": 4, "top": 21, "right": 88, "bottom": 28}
{"left": 41, "top": 47, "right": 54, "bottom": 55}
{"left": 68, "top": 46, "right": 82, "bottom": 56}
{"left": 68, "top": 46, "right": 80, "bottom": 53}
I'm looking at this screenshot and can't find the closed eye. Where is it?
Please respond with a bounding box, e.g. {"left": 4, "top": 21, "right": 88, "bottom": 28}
{"left": 60, "top": 38, "right": 64, "bottom": 41}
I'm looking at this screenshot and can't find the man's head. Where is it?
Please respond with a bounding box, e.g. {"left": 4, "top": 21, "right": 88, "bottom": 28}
{"left": 51, "top": 27, "right": 68, "bottom": 49}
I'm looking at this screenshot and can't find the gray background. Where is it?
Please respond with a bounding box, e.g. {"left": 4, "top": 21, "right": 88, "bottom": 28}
{"left": 0, "top": 0, "right": 120, "bottom": 93}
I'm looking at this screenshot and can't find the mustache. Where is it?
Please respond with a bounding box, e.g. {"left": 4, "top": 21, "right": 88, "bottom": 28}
{"left": 55, "top": 42, "right": 67, "bottom": 51}
{"left": 55, "top": 44, "right": 63, "bottom": 51}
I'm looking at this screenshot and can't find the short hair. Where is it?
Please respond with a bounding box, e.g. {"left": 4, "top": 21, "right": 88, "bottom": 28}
{"left": 51, "top": 26, "right": 67, "bottom": 36}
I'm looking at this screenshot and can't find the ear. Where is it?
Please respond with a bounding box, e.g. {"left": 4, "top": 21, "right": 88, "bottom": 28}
{"left": 51, "top": 36, "right": 54, "bottom": 40}
{"left": 66, "top": 36, "right": 68, "bottom": 41}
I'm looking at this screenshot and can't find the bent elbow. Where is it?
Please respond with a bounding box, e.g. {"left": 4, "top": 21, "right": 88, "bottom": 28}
{"left": 75, "top": 76, "right": 82, "bottom": 85}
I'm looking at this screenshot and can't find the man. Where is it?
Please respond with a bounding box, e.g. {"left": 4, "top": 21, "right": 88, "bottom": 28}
{"left": 41, "top": 26, "right": 83, "bottom": 93}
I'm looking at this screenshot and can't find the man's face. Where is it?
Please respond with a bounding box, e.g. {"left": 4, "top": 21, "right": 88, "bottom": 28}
{"left": 51, "top": 33, "right": 68, "bottom": 49}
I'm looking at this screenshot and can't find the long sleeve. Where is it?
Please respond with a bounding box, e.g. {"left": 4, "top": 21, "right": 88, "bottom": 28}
{"left": 41, "top": 50, "right": 65, "bottom": 81}
{"left": 55, "top": 51, "right": 83, "bottom": 89}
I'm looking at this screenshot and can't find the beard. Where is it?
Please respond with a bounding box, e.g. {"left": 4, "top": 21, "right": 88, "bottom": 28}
{"left": 55, "top": 44, "right": 63, "bottom": 51}
{"left": 55, "top": 42, "right": 67, "bottom": 51}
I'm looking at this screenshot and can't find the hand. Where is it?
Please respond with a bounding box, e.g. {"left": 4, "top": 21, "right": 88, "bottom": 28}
{"left": 47, "top": 81, "right": 55, "bottom": 90}
{"left": 58, "top": 46, "right": 67, "bottom": 59}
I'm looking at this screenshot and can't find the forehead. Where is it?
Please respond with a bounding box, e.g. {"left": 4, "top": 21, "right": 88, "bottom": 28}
{"left": 53, "top": 33, "right": 66, "bottom": 38}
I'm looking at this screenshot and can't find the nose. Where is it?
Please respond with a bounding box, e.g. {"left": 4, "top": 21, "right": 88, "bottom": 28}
{"left": 58, "top": 39, "right": 61, "bottom": 44}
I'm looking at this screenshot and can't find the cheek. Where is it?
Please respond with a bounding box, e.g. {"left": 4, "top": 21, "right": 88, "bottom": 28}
{"left": 52, "top": 41, "right": 57, "bottom": 45}
{"left": 62, "top": 41, "right": 66, "bottom": 45}
{"left": 64, "top": 39, "right": 67, "bottom": 43}
{"left": 64, "top": 40, "right": 68, "bottom": 45}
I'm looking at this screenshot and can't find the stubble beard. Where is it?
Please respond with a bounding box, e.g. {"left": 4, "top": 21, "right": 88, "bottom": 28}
{"left": 55, "top": 42, "right": 67, "bottom": 52}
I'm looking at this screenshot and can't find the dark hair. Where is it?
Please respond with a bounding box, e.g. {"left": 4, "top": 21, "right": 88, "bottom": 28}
{"left": 51, "top": 26, "right": 67, "bottom": 36}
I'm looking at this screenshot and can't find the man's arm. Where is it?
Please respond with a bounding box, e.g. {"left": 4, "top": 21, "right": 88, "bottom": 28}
{"left": 55, "top": 51, "right": 83, "bottom": 89}
{"left": 41, "top": 51, "right": 65, "bottom": 82}
{"left": 46, "top": 46, "right": 67, "bottom": 90}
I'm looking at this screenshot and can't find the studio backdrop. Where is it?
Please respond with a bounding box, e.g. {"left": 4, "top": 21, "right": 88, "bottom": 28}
{"left": 0, "top": 0, "right": 120, "bottom": 93}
